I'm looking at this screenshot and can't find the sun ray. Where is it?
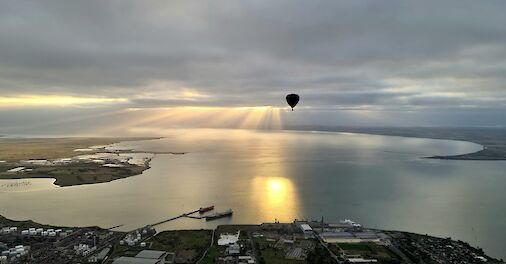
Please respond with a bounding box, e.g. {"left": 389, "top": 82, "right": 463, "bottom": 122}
{"left": 86, "top": 106, "right": 285, "bottom": 136}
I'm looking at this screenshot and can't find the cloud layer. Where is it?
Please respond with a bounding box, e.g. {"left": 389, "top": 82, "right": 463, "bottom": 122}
{"left": 0, "top": 1, "right": 505, "bottom": 120}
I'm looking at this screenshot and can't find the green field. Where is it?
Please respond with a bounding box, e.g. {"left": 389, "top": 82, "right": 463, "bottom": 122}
{"left": 149, "top": 230, "right": 212, "bottom": 263}
{"left": 149, "top": 230, "right": 212, "bottom": 252}
{"left": 259, "top": 248, "right": 306, "bottom": 264}
{"left": 254, "top": 237, "right": 307, "bottom": 264}
{"left": 337, "top": 243, "right": 401, "bottom": 263}
{"left": 198, "top": 244, "right": 219, "bottom": 264}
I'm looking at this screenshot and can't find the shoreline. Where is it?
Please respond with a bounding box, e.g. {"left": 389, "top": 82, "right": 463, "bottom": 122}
{"left": 283, "top": 126, "right": 506, "bottom": 160}
{"left": 0, "top": 214, "right": 502, "bottom": 263}
{"left": 0, "top": 137, "right": 183, "bottom": 187}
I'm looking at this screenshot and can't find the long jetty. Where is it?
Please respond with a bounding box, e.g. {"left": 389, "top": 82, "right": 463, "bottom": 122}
{"left": 106, "top": 224, "right": 124, "bottom": 230}
{"left": 151, "top": 209, "right": 201, "bottom": 227}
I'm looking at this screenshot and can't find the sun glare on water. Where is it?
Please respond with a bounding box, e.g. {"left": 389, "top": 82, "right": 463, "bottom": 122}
{"left": 251, "top": 177, "right": 299, "bottom": 222}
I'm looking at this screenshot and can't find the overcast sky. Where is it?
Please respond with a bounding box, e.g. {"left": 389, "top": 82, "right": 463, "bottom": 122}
{"left": 1, "top": 1, "right": 506, "bottom": 133}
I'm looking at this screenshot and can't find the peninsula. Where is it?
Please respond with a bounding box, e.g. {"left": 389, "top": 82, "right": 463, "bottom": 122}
{"left": 285, "top": 126, "right": 506, "bottom": 160}
{"left": 0, "top": 137, "right": 181, "bottom": 187}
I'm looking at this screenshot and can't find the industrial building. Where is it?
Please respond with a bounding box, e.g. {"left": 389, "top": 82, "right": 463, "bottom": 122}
{"left": 112, "top": 257, "right": 163, "bottom": 264}
{"left": 112, "top": 250, "right": 168, "bottom": 264}
{"left": 218, "top": 231, "right": 240, "bottom": 246}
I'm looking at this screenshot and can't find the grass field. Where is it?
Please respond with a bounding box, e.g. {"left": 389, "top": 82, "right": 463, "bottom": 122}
{"left": 254, "top": 237, "right": 307, "bottom": 264}
{"left": 260, "top": 247, "right": 306, "bottom": 264}
{"left": 337, "top": 242, "right": 400, "bottom": 262}
{"left": 198, "top": 245, "right": 219, "bottom": 264}
{"left": 149, "top": 230, "right": 212, "bottom": 263}
{"left": 149, "top": 230, "right": 212, "bottom": 252}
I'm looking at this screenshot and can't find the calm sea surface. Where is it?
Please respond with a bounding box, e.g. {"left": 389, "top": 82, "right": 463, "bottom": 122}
{"left": 1, "top": 129, "right": 505, "bottom": 258}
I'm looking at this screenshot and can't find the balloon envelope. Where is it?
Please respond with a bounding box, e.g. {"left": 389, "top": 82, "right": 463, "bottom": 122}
{"left": 286, "top": 94, "right": 299, "bottom": 110}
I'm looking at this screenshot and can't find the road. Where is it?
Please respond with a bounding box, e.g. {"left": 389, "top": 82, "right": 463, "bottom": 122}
{"left": 196, "top": 229, "right": 216, "bottom": 264}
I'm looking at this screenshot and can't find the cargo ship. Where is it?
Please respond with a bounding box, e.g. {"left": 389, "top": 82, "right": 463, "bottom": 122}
{"left": 199, "top": 205, "right": 215, "bottom": 214}
{"left": 205, "top": 209, "right": 233, "bottom": 221}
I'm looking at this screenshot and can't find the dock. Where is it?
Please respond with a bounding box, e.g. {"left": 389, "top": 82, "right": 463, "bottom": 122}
{"left": 151, "top": 209, "right": 201, "bottom": 227}
{"left": 185, "top": 215, "right": 204, "bottom": 219}
{"left": 148, "top": 206, "right": 229, "bottom": 227}
{"left": 106, "top": 224, "right": 124, "bottom": 230}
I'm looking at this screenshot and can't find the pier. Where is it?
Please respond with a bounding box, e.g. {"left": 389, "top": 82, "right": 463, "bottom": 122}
{"left": 151, "top": 209, "right": 201, "bottom": 227}
{"left": 106, "top": 224, "right": 124, "bottom": 230}
{"left": 185, "top": 215, "right": 204, "bottom": 219}
{"left": 149, "top": 206, "right": 232, "bottom": 227}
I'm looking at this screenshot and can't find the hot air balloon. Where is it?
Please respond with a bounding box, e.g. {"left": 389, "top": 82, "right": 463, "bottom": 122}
{"left": 286, "top": 94, "right": 299, "bottom": 111}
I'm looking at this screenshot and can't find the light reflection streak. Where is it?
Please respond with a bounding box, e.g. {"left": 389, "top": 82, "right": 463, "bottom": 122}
{"left": 248, "top": 132, "right": 300, "bottom": 222}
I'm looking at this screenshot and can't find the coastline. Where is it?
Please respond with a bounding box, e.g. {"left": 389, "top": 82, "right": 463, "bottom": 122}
{"left": 0, "top": 214, "right": 502, "bottom": 263}
{"left": 283, "top": 126, "right": 506, "bottom": 160}
{"left": 0, "top": 137, "right": 182, "bottom": 187}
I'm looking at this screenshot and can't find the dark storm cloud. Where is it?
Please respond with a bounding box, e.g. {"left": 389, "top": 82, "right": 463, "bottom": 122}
{"left": 0, "top": 0, "right": 505, "bottom": 110}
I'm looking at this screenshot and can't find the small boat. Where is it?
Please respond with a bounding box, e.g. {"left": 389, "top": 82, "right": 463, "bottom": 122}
{"left": 205, "top": 209, "right": 233, "bottom": 221}
{"left": 199, "top": 205, "right": 215, "bottom": 214}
